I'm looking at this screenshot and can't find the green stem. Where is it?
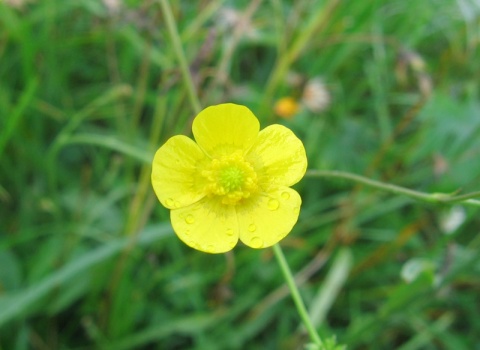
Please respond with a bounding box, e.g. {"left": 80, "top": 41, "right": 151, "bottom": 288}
{"left": 160, "top": 0, "right": 202, "bottom": 114}
{"left": 306, "top": 170, "right": 480, "bottom": 207}
{"left": 272, "top": 244, "right": 323, "bottom": 347}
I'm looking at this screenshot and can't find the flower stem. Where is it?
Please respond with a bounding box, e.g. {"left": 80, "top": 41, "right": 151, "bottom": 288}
{"left": 160, "top": 0, "right": 202, "bottom": 114}
{"left": 306, "top": 170, "right": 480, "bottom": 207}
{"left": 273, "top": 244, "right": 323, "bottom": 347}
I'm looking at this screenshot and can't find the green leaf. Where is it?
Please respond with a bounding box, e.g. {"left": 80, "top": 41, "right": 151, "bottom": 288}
{"left": 0, "top": 250, "right": 22, "bottom": 292}
{"left": 0, "top": 224, "right": 172, "bottom": 328}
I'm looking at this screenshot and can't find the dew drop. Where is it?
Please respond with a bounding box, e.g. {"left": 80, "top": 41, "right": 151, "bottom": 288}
{"left": 267, "top": 198, "right": 279, "bottom": 210}
{"left": 185, "top": 214, "right": 195, "bottom": 224}
{"left": 250, "top": 236, "right": 264, "bottom": 248}
{"left": 206, "top": 244, "right": 215, "bottom": 253}
{"left": 226, "top": 228, "right": 234, "bottom": 236}
{"left": 184, "top": 229, "right": 191, "bottom": 236}
{"left": 293, "top": 206, "right": 300, "bottom": 215}
{"left": 281, "top": 191, "right": 290, "bottom": 200}
{"left": 248, "top": 224, "right": 256, "bottom": 232}
{"left": 165, "top": 198, "right": 175, "bottom": 207}
{"left": 174, "top": 200, "right": 181, "bottom": 208}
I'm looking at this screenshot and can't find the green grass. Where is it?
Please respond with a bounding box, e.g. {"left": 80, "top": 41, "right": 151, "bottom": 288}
{"left": 1, "top": 0, "right": 480, "bottom": 349}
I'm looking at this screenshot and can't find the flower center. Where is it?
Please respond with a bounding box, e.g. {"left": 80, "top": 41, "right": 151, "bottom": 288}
{"left": 202, "top": 151, "right": 258, "bottom": 205}
{"left": 219, "top": 166, "right": 244, "bottom": 192}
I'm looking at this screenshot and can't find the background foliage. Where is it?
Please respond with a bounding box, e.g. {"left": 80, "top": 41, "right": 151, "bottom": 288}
{"left": 1, "top": 0, "right": 479, "bottom": 349}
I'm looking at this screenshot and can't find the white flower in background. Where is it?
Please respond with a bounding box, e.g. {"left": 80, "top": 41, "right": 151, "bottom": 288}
{"left": 216, "top": 7, "right": 258, "bottom": 39}
{"left": 401, "top": 258, "right": 435, "bottom": 284}
{"left": 4, "top": 0, "right": 34, "bottom": 9}
{"left": 103, "top": 0, "right": 122, "bottom": 14}
{"left": 440, "top": 206, "right": 466, "bottom": 235}
{"left": 302, "top": 77, "right": 331, "bottom": 113}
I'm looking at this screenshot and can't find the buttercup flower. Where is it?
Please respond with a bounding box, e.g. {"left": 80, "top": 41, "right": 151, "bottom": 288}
{"left": 151, "top": 103, "right": 307, "bottom": 253}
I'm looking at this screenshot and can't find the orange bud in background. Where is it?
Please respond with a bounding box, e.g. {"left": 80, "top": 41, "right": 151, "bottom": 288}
{"left": 274, "top": 97, "right": 300, "bottom": 119}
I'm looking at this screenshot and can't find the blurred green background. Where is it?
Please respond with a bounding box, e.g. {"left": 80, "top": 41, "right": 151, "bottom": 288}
{"left": 1, "top": 0, "right": 479, "bottom": 349}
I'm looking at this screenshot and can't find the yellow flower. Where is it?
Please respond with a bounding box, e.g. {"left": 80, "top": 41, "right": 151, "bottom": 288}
{"left": 274, "top": 97, "right": 300, "bottom": 119}
{"left": 151, "top": 103, "right": 307, "bottom": 253}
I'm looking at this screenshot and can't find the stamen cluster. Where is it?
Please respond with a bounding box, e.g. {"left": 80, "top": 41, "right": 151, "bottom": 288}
{"left": 202, "top": 151, "right": 258, "bottom": 205}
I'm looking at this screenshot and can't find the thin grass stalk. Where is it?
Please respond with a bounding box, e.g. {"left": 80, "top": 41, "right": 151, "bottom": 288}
{"left": 160, "top": 0, "right": 202, "bottom": 114}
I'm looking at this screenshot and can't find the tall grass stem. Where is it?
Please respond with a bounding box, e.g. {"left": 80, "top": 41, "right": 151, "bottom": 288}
{"left": 306, "top": 170, "right": 480, "bottom": 207}
{"left": 160, "top": 0, "right": 202, "bottom": 114}
{"left": 273, "top": 244, "right": 324, "bottom": 347}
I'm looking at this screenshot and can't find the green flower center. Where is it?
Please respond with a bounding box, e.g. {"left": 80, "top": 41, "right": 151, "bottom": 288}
{"left": 202, "top": 151, "right": 258, "bottom": 205}
{"left": 219, "top": 166, "right": 244, "bottom": 192}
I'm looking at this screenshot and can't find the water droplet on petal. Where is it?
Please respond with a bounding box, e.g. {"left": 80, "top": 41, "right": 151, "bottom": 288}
{"left": 165, "top": 198, "right": 175, "bottom": 207}
{"left": 174, "top": 200, "right": 181, "bottom": 208}
{"left": 250, "top": 236, "right": 263, "bottom": 248}
{"left": 267, "top": 199, "right": 279, "bottom": 210}
{"left": 185, "top": 214, "right": 195, "bottom": 224}
{"left": 226, "top": 228, "right": 234, "bottom": 236}
{"left": 293, "top": 207, "right": 300, "bottom": 215}
{"left": 281, "top": 192, "right": 290, "bottom": 200}
{"left": 184, "top": 229, "right": 191, "bottom": 236}
{"left": 248, "top": 224, "right": 256, "bottom": 232}
{"left": 206, "top": 244, "right": 215, "bottom": 253}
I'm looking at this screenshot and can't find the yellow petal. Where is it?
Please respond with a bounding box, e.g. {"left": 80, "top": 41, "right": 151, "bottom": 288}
{"left": 151, "top": 135, "right": 207, "bottom": 209}
{"left": 247, "top": 124, "right": 307, "bottom": 188}
{"left": 192, "top": 103, "right": 260, "bottom": 157}
{"left": 171, "top": 198, "right": 239, "bottom": 253}
{"left": 237, "top": 187, "right": 302, "bottom": 249}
